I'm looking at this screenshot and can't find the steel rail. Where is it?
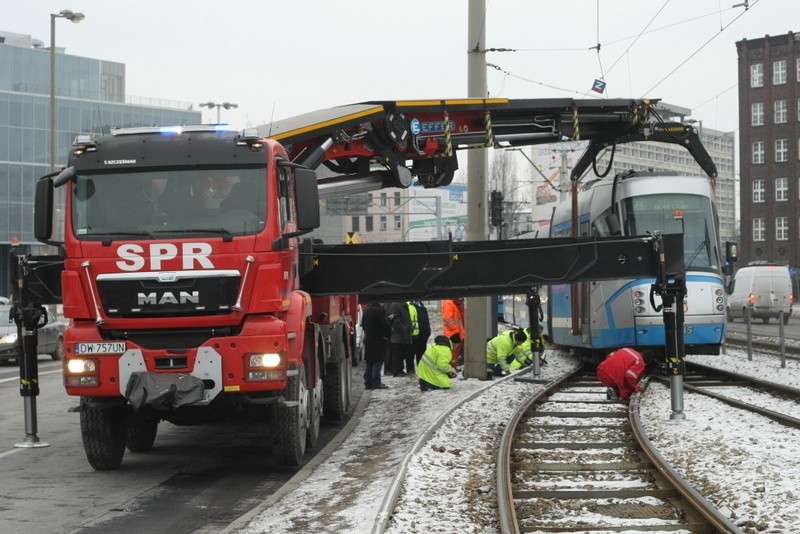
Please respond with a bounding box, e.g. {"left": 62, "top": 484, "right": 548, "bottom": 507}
{"left": 496, "top": 367, "right": 584, "bottom": 534}
{"left": 630, "top": 381, "right": 741, "bottom": 533}
{"left": 498, "top": 371, "right": 740, "bottom": 533}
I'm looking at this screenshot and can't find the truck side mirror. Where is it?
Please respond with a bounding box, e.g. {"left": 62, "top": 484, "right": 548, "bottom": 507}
{"left": 294, "top": 167, "right": 320, "bottom": 233}
{"left": 34, "top": 177, "right": 55, "bottom": 243}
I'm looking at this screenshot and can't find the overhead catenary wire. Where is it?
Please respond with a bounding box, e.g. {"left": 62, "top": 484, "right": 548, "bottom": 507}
{"left": 641, "top": 0, "right": 760, "bottom": 96}
{"left": 488, "top": 3, "right": 752, "bottom": 105}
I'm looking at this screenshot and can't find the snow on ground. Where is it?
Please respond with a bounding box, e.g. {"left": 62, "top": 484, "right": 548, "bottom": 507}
{"left": 232, "top": 346, "right": 800, "bottom": 534}
{"left": 641, "top": 349, "right": 800, "bottom": 533}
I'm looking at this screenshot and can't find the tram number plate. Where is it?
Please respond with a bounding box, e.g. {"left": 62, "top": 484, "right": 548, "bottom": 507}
{"left": 75, "top": 342, "right": 127, "bottom": 355}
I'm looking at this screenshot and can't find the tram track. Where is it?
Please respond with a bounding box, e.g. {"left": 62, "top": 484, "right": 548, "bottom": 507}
{"left": 723, "top": 335, "right": 800, "bottom": 361}
{"left": 496, "top": 366, "right": 738, "bottom": 533}
{"left": 650, "top": 362, "right": 800, "bottom": 429}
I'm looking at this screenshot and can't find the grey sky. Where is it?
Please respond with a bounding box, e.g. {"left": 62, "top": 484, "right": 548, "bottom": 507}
{"left": 9, "top": 0, "right": 794, "bottom": 132}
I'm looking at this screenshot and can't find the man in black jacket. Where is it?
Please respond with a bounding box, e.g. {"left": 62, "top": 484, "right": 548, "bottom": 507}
{"left": 361, "top": 303, "right": 391, "bottom": 389}
{"left": 387, "top": 301, "right": 413, "bottom": 377}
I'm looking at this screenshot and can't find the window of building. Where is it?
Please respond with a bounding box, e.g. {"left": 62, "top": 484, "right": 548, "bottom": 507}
{"left": 380, "top": 192, "right": 387, "bottom": 207}
{"left": 751, "top": 102, "right": 764, "bottom": 126}
{"left": 352, "top": 216, "right": 360, "bottom": 232}
{"left": 752, "top": 141, "right": 765, "bottom": 164}
{"left": 394, "top": 191, "right": 401, "bottom": 206}
{"left": 797, "top": 58, "right": 800, "bottom": 82}
{"left": 775, "top": 99, "right": 787, "bottom": 123}
{"left": 776, "top": 216, "right": 789, "bottom": 241}
{"left": 752, "top": 179, "right": 765, "bottom": 202}
{"left": 750, "top": 63, "right": 763, "bottom": 87}
{"left": 776, "top": 139, "right": 788, "bottom": 162}
{"left": 773, "top": 60, "right": 787, "bottom": 85}
{"left": 394, "top": 215, "right": 401, "bottom": 230}
{"left": 365, "top": 215, "right": 374, "bottom": 232}
{"left": 776, "top": 177, "right": 788, "bottom": 201}
{"left": 753, "top": 218, "right": 765, "bottom": 241}
{"left": 379, "top": 215, "right": 387, "bottom": 231}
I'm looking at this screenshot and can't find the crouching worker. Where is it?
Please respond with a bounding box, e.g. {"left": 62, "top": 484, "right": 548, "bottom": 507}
{"left": 596, "top": 347, "right": 655, "bottom": 400}
{"left": 486, "top": 329, "right": 527, "bottom": 378}
{"left": 509, "top": 326, "right": 547, "bottom": 370}
{"left": 416, "top": 335, "right": 456, "bottom": 391}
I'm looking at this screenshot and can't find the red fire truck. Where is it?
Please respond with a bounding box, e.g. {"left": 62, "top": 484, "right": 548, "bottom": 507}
{"left": 32, "top": 98, "right": 710, "bottom": 470}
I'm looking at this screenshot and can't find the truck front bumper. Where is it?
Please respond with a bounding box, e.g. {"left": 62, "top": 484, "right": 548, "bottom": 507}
{"left": 119, "top": 347, "right": 223, "bottom": 407}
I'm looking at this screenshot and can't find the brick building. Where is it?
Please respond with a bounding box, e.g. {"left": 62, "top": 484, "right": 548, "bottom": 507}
{"left": 736, "top": 32, "right": 800, "bottom": 270}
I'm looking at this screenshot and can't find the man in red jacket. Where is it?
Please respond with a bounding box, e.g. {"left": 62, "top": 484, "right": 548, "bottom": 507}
{"left": 596, "top": 347, "right": 654, "bottom": 400}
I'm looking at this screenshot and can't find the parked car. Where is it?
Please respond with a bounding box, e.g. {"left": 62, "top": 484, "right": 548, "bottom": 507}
{"left": 0, "top": 305, "right": 65, "bottom": 362}
{"left": 726, "top": 264, "right": 793, "bottom": 324}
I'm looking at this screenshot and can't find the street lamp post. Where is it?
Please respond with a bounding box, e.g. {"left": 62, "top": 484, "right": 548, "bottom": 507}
{"left": 200, "top": 101, "right": 239, "bottom": 124}
{"left": 50, "top": 9, "right": 84, "bottom": 173}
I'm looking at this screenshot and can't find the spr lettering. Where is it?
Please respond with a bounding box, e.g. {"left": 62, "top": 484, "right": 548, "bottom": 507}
{"left": 116, "top": 242, "right": 214, "bottom": 271}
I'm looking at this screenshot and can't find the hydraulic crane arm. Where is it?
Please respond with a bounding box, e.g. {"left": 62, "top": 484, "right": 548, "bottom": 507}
{"left": 570, "top": 122, "right": 718, "bottom": 182}
{"left": 261, "top": 98, "right": 654, "bottom": 193}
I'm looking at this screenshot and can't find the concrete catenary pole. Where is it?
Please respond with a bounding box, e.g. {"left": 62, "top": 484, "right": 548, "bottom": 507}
{"left": 463, "top": 0, "right": 491, "bottom": 380}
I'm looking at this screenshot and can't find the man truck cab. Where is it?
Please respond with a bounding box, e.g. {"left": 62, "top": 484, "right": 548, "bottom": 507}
{"left": 727, "top": 264, "right": 793, "bottom": 324}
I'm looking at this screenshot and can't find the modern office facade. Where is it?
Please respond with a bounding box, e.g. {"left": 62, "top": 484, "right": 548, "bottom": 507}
{"left": 0, "top": 30, "right": 200, "bottom": 295}
{"left": 736, "top": 32, "right": 800, "bottom": 270}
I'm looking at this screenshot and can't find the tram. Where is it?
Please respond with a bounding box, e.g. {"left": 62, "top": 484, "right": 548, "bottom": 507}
{"left": 544, "top": 170, "right": 726, "bottom": 358}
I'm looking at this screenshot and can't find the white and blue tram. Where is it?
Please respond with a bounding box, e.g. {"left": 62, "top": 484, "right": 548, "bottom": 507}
{"left": 545, "top": 170, "right": 725, "bottom": 357}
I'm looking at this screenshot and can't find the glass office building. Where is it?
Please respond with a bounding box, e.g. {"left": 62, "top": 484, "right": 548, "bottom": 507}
{"left": 0, "top": 31, "right": 201, "bottom": 295}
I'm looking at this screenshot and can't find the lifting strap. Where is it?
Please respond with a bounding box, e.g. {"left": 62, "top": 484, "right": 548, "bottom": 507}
{"left": 571, "top": 106, "right": 580, "bottom": 142}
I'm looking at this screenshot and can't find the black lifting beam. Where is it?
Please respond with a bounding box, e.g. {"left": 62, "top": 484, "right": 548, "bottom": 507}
{"left": 300, "top": 233, "right": 685, "bottom": 301}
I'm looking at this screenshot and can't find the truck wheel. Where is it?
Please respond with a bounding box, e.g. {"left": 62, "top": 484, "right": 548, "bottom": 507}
{"left": 307, "top": 373, "right": 322, "bottom": 448}
{"left": 80, "top": 399, "right": 127, "bottom": 470}
{"left": 726, "top": 308, "right": 734, "bottom": 322}
{"left": 276, "top": 364, "right": 309, "bottom": 466}
{"left": 126, "top": 414, "right": 159, "bottom": 452}
{"left": 323, "top": 358, "right": 351, "bottom": 421}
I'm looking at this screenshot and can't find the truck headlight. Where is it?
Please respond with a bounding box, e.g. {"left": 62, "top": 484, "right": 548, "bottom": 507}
{"left": 246, "top": 351, "right": 285, "bottom": 381}
{"left": 248, "top": 353, "right": 282, "bottom": 368}
{"left": 64, "top": 358, "right": 99, "bottom": 387}
{"left": 67, "top": 358, "right": 97, "bottom": 373}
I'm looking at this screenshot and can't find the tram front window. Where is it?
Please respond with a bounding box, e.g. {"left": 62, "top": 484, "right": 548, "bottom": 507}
{"left": 623, "top": 194, "right": 720, "bottom": 272}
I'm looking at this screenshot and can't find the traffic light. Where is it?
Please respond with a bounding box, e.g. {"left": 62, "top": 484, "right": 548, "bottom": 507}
{"left": 490, "top": 190, "right": 503, "bottom": 227}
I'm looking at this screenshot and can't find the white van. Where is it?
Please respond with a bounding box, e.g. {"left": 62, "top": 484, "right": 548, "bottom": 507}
{"left": 726, "top": 264, "right": 793, "bottom": 324}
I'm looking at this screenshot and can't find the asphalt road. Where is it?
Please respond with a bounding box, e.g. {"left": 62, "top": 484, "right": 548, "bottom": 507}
{"left": 725, "top": 310, "right": 800, "bottom": 340}
{"left": 0, "top": 358, "right": 362, "bottom": 534}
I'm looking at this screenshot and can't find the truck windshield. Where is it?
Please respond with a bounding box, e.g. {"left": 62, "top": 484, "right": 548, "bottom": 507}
{"left": 71, "top": 168, "right": 266, "bottom": 239}
{"left": 623, "top": 193, "right": 720, "bottom": 273}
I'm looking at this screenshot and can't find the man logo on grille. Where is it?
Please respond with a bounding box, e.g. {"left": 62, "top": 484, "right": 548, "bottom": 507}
{"left": 138, "top": 291, "right": 200, "bottom": 306}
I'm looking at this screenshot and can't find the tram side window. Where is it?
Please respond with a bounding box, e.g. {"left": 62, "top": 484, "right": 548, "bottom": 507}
{"left": 591, "top": 208, "right": 621, "bottom": 237}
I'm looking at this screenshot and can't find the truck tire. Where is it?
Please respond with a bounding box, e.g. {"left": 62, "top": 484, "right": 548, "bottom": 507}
{"left": 80, "top": 399, "right": 127, "bottom": 470}
{"left": 726, "top": 308, "right": 734, "bottom": 322}
{"left": 126, "top": 414, "right": 159, "bottom": 452}
{"left": 307, "top": 373, "right": 322, "bottom": 448}
{"left": 323, "top": 358, "right": 351, "bottom": 421}
{"left": 276, "top": 364, "right": 309, "bottom": 466}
